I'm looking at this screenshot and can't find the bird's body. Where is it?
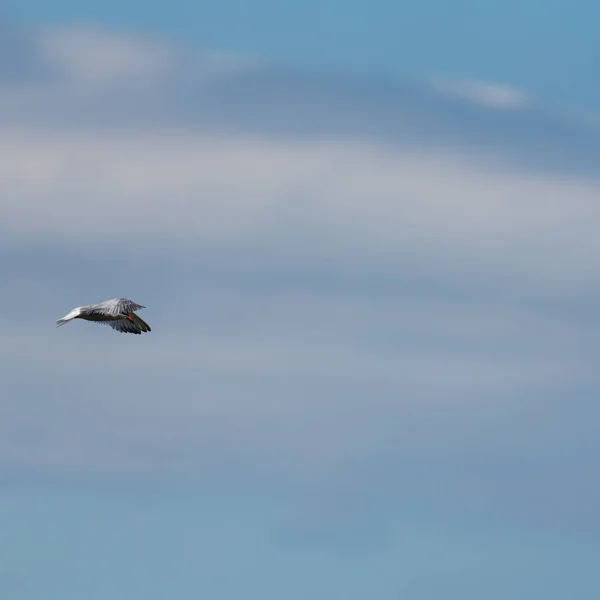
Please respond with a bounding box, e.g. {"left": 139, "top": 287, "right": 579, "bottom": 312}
{"left": 56, "top": 298, "right": 151, "bottom": 334}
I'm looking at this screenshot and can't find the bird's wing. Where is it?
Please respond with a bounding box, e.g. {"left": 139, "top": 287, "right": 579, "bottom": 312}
{"left": 130, "top": 313, "right": 151, "bottom": 333}
{"left": 105, "top": 317, "right": 148, "bottom": 335}
{"left": 95, "top": 298, "right": 146, "bottom": 316}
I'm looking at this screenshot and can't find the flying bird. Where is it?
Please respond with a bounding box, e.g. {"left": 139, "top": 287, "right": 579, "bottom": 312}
{"left": 56, "top": 298, "right": 151, "bottom": 334}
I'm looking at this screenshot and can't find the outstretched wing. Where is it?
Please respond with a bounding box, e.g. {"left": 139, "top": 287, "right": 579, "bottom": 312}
{"left": 95, "top": 298, "right": 146, "bottom": 316}
{"left": 106, "top": 313, "right": 151, "bottom": 335}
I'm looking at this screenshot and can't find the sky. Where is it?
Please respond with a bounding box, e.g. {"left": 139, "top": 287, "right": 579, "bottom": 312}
{"left": 1, "top": 3, "right": 600, "bottom": 599}
{"left": 3, "top": 0, "right": 600, "bottom": 112}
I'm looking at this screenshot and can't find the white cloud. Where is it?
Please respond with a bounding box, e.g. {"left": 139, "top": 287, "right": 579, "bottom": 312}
{"left": 34, "top": 25, "right": 259, "bottom": 88}
{"left": 35, "top": 26, "right": 180, "bottom": 86}
{"left": 1, "top": 127, "right": 600, "bottom": 290}
{"left": 431, "top": 78, "right": 532, "bottom": 109}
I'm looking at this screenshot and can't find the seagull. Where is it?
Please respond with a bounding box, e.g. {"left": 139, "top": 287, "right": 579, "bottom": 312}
{"left": 56, "top": 298, "right": 151, "bottom": 334}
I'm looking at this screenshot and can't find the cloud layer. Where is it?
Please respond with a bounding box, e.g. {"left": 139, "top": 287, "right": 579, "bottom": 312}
{"left": 2, "top": 22, "right": 600, "bottom": 538}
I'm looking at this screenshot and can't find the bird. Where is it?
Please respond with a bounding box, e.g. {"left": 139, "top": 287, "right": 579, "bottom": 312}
{"left": 56, "top": 298, "right": 151, "bottom": 334}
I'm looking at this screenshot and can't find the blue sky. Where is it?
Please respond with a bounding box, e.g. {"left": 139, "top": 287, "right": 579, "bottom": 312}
{"left": 1, "top": 4, "right": 600, "bottom": 600}
{"left": 4, "top": 0, "right": 600, "bottom": 111}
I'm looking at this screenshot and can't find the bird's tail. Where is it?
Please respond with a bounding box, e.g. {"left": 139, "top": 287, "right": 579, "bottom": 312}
{"left": 56, "top": 308, "right": 81, "bottom": 327}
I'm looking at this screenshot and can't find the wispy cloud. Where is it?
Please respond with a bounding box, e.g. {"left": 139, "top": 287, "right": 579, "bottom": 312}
{"left": 38, "top": 27, "right": 180, "bottom": 86}
{"left": 431, "top": 78, "right": 533, "bottom": 110}
{"left": 2, "top": 130, "right": 600, "bottom": 288}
